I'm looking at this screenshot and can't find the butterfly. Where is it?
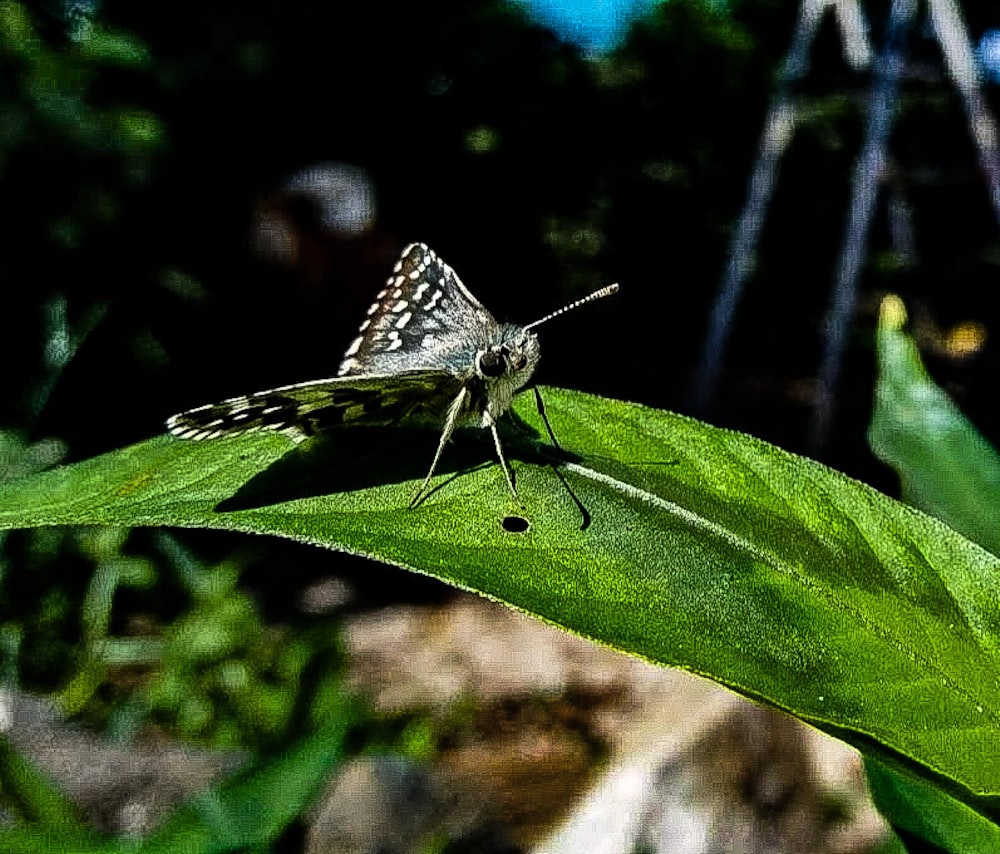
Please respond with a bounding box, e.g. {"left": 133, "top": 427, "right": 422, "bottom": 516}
{"left": 167, "top": 242, "right": 618, "bottom": 506}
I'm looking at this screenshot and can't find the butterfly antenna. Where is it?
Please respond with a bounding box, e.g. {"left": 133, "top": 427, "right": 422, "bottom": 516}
{"left": 523, "top": 283, "right": 619, "bottom": 331}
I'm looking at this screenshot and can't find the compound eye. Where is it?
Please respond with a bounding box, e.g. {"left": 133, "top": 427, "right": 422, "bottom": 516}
{"left": 512, "top": 354, "right": 528, "bottom": 371}
{"left": 478, "top": 350, "right": 507, "bottom": 377}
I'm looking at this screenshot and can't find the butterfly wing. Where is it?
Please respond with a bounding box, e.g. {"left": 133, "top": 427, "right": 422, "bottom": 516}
{"left": 166, "top": 370, "right": 465, "bottom": 440}
{"left": 168, "top": 244, "right": 496, "bottom": 443}
{"left": 338, "top": 242, "right": 500, "bottom": 378}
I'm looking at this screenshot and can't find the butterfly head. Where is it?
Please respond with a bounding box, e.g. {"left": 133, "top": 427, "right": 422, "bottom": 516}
{"left": 475, "top": 324, "right": 540, "bottom": 393}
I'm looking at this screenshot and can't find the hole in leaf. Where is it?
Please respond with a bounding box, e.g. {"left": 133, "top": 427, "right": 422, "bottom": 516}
{"left": 502, "top": 515, "right": 529, "bottom": 533}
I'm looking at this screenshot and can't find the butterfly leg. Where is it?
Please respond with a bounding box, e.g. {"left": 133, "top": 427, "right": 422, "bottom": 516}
{"left": 410, "top": 386, "right": 469, "bottom": 507}
{"left": 486, "top": 413, "right": 520, "bottom": 503}
{"left": 531, "top": 387, "right": 564, "bottom": 451}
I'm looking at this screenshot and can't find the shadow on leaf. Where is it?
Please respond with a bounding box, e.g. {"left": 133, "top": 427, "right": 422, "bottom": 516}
{"left": 214, "top": 421, "right": 579, "bottom": 512}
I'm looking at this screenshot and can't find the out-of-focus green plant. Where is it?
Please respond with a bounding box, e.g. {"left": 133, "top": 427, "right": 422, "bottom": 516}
{"left": 0, "top": 426, "right": 366, "bottom": 849}
{"left": 865, "top": 295, "right": 1000, "bottom": 852}
{"left": 0, "top": 437, "right": 348, "bottom": 750}
{"left": 0, "top": 0, "right": 165, "bottom": 437}
{"left": 0, "top": 0, "right": 161, "bottom": 162}
{"left": 132, "top": 536, "right": 346, "bottom": 748}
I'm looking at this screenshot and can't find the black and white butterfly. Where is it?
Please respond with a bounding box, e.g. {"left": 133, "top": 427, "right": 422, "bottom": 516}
{"left": 166, "top": 242, "right": 618, "bottom": 506}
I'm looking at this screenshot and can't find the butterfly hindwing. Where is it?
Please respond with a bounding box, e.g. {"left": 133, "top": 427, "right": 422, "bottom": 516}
{"left": 337, "top": 243, "right": 501, "bottom": 378}
{"left": 166, "top": 370, "right": 465, "bottom": 440}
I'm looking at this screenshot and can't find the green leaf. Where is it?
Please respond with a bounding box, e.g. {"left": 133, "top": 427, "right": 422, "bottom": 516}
{"left": 867, "top": 759, "right": 1000, "bottom": 853}
{"left": 0, "top": 826, "right": 110, "bottom": 854}
{"left": 79, "top": 30, "right": 152, "bottom": 67}
{"left": 136, "top": 716, "right": 348, "bottom": 853}
{"left": 0, "top": 734, "right": 88, "bottom": 831}
{"left": 1, "top": 386, "right": 999, "bottom": 823}
{"left": 866, "top": 296, "right": 1000, "bottom": 850}
{"left": 0, "top": 714, "right": 348, "bottom": 853}
{"left": 869, "top": 293, "right": 1000, "bottom": 555}
{"left": 0, "top": 733, "right": 113, "bottom": 852}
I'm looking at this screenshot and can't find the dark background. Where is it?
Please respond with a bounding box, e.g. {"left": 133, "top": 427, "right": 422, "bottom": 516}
{"left": 6, "top": 1, "right": 1000, "bottom": 474}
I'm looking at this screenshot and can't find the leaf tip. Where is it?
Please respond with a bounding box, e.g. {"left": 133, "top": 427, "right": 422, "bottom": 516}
{"left": 879, "top": 294, "right": 907, "bottom": 331}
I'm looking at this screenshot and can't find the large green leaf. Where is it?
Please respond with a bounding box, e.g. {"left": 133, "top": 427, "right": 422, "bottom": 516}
{"left": 1, "top": 384, "right": 998, "bottom": 825}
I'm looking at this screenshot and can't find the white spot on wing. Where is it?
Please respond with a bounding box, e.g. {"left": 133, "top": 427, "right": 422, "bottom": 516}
{"left": 344, "top": 336, "right": 363, "bottom": 357}
{"left": 392, "top": 300, "right": 408, "bottom": 312}
{"left": 426, "top": 290, "right": 443, "bottom": 310}
{"left": 395, "top": 311, "right": 413, "bottom": 329}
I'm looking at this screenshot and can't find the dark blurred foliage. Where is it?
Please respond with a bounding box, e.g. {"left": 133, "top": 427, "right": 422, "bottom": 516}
{"left": 4, "top": 0, "right": 1000, "bottom": 745}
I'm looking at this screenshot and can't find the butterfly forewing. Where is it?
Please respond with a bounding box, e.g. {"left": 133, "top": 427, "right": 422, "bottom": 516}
{"left": 338, "top": 243, "right": 500, "bottom": 378}
{"left": 166, "top": 370, "right": 464, "bottom": 440}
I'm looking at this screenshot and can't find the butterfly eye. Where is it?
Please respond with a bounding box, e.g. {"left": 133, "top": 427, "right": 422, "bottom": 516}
{"left": 478, "top": 350, "right": 507, "bottom": 377}
{"left": 511, "top": 354, "right": 528, "bottom": 371}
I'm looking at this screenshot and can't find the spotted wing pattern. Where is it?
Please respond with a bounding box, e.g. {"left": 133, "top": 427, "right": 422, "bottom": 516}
{"left": 338, "top": 242, "right": 500, "bottom": 378}
{"left": 166, "top": 370, "right": 464, "bottom": 440}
